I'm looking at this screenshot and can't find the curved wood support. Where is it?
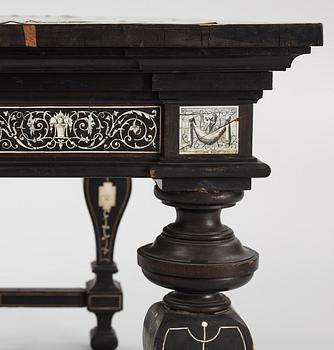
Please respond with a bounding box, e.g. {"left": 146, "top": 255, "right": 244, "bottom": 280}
{"left": 84, "top": 177, "right": 131, "bottom": 350}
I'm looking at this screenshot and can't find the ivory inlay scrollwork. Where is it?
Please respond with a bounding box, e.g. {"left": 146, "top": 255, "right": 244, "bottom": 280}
{"left": 0, "top": 106, "right": 160, "bottom": 153}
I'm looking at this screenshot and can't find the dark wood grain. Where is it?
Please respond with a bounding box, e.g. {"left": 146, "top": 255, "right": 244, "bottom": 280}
{"left": 0, "top": 288, "right": 86, "bottom": 307}
{"left": 0, "top": 23, "right": 323, "bottom": 48}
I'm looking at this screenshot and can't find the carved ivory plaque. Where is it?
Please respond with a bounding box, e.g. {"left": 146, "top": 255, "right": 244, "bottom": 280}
{"left": 0, "top": 106, "right": 160, "bottom": 153}
{"left": 179, "top": 106, "right": 239, "bottom": 155}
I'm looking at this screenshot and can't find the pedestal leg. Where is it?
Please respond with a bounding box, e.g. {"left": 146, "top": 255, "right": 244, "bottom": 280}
{"left": 84, "top": 177, "right": 131, "bottom": 350}
{"left": 138, "top": 185, "right": 257, "bottom": 350}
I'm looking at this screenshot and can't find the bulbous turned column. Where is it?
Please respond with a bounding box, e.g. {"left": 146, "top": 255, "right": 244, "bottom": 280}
{"left": 138, "top": 185, "right": 257, "bottom": 350}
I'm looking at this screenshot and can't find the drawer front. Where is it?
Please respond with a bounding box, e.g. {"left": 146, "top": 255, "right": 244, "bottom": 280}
{"left": 0, "top": 106, "right": 161, "bottom": 153}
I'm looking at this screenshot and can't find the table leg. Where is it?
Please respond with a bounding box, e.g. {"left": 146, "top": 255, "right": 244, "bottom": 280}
{"left": 84, "top": 177, "right": 131, "bottom": 350}
{"left": 138, "top": 185, "right": 257, "bottom": 350}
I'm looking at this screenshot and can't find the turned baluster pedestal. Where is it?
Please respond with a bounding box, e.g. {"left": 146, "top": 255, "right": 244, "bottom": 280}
{"left": 138, "top": 187, "right": 255, "bottom": 349}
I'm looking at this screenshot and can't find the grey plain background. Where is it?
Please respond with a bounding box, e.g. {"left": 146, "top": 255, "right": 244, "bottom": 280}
{"left": 0, "top": 1, "right": 331, "bottom": 349}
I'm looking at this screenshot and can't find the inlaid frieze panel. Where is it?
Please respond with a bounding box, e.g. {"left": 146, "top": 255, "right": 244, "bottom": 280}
{"left": 179, "top": 105, "right": 239, "bottom": 155}
{"left": 0, "top": 106, "right": 160, "bottom": 153}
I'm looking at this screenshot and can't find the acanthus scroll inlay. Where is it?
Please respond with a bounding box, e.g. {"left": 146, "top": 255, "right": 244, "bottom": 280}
{"left": 0, "top": 106, "right": 160, "bottom": 153}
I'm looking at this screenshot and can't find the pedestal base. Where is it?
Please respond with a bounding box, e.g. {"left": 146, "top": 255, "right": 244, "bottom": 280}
{"left": 144, "top": 301, "right": 253, "bottom": 350}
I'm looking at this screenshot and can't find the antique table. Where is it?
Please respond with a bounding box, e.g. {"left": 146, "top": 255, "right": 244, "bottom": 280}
{"left": 0, "top": 17, "right": 323, "bottom": 350}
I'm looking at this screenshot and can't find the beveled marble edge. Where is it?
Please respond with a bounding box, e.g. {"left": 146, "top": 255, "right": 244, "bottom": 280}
{"left": 0, "top": 16, "right": 308, "bottom": 26}
{"left": 0, "top": 16, "right": 223, "bottom": 25}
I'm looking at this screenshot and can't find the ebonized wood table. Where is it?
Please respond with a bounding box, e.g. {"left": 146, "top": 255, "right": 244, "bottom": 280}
{"left": 0, "top": 18, "right": 323, "bottom": 349}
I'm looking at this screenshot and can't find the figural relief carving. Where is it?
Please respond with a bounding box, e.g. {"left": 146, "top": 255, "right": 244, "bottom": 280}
{"left": 179, "top": 106, "right": 239, "bottom": 155}
{"left": 0, "top": 106, "right": 160, "bottom": 153}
